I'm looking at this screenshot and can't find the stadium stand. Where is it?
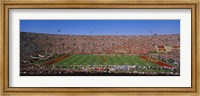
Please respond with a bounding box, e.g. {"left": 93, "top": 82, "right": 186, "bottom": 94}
{"left": 20, "top": 32, "right": 180, "bottom": 76}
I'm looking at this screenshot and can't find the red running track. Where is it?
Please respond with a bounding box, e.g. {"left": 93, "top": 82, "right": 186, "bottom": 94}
{"left": 140, "top": 56, "right": 173, "bottom": 67}
{"left": 43, "top": 55, "right": 69, "bottom": 65}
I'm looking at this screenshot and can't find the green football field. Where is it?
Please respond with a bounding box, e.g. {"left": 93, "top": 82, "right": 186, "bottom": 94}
{"left": 52, "top": 54, "right": 159, "bottom": 66}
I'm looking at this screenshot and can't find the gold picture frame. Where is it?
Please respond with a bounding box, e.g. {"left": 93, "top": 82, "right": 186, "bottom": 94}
{"left": 0, "top": 0, "right": 199, "bottom": 96}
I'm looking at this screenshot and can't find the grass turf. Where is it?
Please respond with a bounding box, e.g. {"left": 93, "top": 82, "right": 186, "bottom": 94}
{"left": 52, "top": 54, "right": 160, "bottom": 67}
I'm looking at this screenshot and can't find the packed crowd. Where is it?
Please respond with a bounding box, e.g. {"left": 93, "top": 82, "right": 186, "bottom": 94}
{"left": 145, "top": 49, "right": 180, "bottom": 65}
{"left": 21, "top": 32, "right": 179, "bottom": 59}
{"left": 20, "top": 63, "right": 179, "bottom": 76}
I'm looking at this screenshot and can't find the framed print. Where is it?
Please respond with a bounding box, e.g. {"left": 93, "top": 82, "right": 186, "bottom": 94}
{"left": 0, "top": 0, "right": 199, "bottom": 96}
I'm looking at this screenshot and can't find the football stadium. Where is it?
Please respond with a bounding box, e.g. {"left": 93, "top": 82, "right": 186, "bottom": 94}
{"left": 20, "top": 32, "right": 180, "bottom": 76}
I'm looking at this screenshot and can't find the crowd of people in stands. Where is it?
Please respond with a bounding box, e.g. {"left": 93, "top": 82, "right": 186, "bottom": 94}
{"left": 145, "top": 49, "right": 180, "bottom": 65}
{"left": 20, "top": 63, "right": 179, "bottom": 76}
{"left": 21, "top": 32, "right": 179, "bottom": 58}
